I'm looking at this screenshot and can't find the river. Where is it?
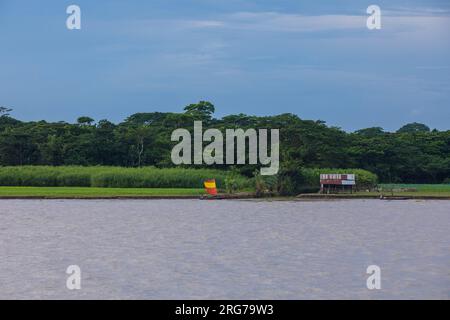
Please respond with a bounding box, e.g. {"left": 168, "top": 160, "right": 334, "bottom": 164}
{"left": 0, "top": 199, "right": 449, "bottom": 299}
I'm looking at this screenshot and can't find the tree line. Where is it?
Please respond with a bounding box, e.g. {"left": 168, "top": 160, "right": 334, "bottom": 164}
{"left": 0, "top": 102, "right": 449, "bottom": 184}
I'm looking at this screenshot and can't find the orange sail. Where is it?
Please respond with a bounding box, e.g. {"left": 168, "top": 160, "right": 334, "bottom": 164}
{"left": 204, "top": 179, "right": 217, "bottom": 195}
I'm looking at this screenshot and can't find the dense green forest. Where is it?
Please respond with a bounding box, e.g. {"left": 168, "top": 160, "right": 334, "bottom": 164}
{"left": 0, "top": 102, "right": 449, "bottom": 184}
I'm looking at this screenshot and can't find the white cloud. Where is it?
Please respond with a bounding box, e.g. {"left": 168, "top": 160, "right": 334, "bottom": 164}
{"left": 185, "top": 20, "right": 225, "bottom": 28}
{"left": 223, "top": 12, "right": 365, "bottom": 32}
{"left": 179, "top": 10, "right": 450, "bottom": 34}
{"left": 101, "top": 9, "right": 450, "bottom": 40}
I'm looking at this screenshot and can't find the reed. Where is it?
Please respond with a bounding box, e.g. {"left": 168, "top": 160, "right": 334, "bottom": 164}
{"left": 0, "top": 166, "right": 251, "bottom": 189}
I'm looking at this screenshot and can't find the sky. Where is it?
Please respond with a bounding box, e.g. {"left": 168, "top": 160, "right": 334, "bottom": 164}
{"left": 0, "top": 0, "right": 449, "bottom": 132}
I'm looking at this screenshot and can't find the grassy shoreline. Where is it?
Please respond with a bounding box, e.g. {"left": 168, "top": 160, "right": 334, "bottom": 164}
{"left": 296, "top": 192, "right": 450, "bottom": 200}
{"left": 0, "top": 186, "right": 205, "bottom": 199}
{"left": 0, "top": 186, "right": 449, "bottom": 200}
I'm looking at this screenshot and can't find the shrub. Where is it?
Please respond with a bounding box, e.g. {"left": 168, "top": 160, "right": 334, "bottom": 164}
{"left": 276, "top": 162, "right": 306, "bottom": 196}
{"left": 224, "top": 170, "right": 240, "bottom": 194}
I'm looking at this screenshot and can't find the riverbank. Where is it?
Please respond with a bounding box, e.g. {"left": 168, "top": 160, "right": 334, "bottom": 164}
{"left": 1, "top": 186, "right": 450, "bottom": 200}
{"left": 0, "top": 186, "right": 205, "bottom": 199}
{"left": 295, "top": 184, "right": 450, "bottom": 200}
{"left": 0, "top": 186, "right": 259, "bottom": 199}
{"left": 296, "top": 193, "right": 450, "bottom": 200}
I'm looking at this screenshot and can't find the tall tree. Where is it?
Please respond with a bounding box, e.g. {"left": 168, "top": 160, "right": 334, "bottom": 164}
{"left": 183, "top": 101, "right": 215, "bottom": 122}
{"left": 397, "top": 122, "right": 430, "bottom": 133}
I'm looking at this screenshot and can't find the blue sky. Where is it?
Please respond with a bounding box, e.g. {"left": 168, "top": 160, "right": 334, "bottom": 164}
{"left": 1, "top": 0, "right": 449, "bottom": 131}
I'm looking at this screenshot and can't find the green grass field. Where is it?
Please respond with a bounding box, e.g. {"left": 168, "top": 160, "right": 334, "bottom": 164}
{"left": 0, "top": 186, "right": 205, "bottom": 198}
{"left": 379, "top": 184, "right": 450, "bottom": 192}
{"left": 355, "top": 184, "right": 450, "bottom": 198}
{"left": 296, "top": 183, "right": 450, "bottom": 199}
{"left": 1, "top": 185, "right": 449, "bottom": 199}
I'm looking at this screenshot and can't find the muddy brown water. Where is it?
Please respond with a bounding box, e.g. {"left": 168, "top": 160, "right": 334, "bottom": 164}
{"left": 0, "top": 199, "right": 449, "bottom": 299}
